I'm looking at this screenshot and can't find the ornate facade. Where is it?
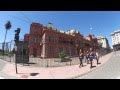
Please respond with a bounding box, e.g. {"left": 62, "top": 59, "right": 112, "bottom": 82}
{"left": 24, "top": 22, "right": 99, "bottom": 58}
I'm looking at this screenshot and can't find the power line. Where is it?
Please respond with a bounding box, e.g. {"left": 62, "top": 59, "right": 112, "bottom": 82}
{"left": 6, "top": 14, "right": 31, "bottom": 24}
{"left": 19, "top": 11, "right": 32, "bottom": 23}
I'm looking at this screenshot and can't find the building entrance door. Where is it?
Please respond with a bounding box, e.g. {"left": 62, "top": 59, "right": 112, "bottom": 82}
{"left": 33, "top": 48, "right": 37, "bottom": 57}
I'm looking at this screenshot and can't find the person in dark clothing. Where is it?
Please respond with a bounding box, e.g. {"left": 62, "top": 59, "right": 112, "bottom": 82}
{"left": 79, "top": 49, "right": 84, "bottom": 68}
{"left": 89, "top": 48, "right": 94, "bottom": 69}
{"left": 85, "top": 50, "right": 90, "bottom": 64}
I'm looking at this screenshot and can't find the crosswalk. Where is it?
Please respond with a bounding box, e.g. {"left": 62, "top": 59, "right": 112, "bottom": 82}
{"left": 113, "top": 53, "right": 120, "bottom": 57}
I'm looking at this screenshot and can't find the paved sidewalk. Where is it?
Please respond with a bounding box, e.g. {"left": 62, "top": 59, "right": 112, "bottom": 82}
{"left": 1, "top": 52, "right": 113, "bottom": 79}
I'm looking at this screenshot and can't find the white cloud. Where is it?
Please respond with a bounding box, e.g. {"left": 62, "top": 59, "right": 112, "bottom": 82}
{"left": 90, "top": 27, "right": 93, "bottom": 30}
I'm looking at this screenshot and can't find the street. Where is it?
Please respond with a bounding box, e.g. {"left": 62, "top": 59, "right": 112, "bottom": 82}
{"left": 75, "top": 51, "right": 120, "bottom": 79}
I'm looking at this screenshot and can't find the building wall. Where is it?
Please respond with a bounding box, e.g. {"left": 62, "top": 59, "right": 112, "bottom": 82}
{"left": 24, "top": 22, "right": 99, "bottom": 58}
{"left": 97, "top": 36, "right": 110, "bottom": 49}
{"left": 111, "top": 32, "right": 120, "bottom": 45}
{"left": 111, "top": 30, "right": 120, "bottom": 51}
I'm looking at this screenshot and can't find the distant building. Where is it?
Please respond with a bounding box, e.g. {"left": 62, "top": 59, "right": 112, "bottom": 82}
{"left": 97, "top": 36, "right": 110, "bottom": 49}
{"left": 111, "top": 30, "right": 120, "bottom": 51}
{"left": 24, "top": 22, "right": 100, "bottom": 58}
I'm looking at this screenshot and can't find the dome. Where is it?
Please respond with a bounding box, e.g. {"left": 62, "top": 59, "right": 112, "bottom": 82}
{"left": 47, "top": 22, "right": 54, "bottom": 29}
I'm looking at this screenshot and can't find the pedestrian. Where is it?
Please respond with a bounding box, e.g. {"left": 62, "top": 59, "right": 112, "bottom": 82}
{"left": 79, "top": 49, "right": 84, "bottom": 68}
{"left": 94, "top": 49, "right": 99, "bottom": 65}
{"left": 86, "top": 50, "right": 90, "bottom": 64}
{"left": 89, "top": 48, "right": 94, "bottom": 69}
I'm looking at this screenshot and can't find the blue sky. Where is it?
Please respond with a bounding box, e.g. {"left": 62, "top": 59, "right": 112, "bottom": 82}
{"left": 0, "top": 11, "right": 120, "bottom": 48}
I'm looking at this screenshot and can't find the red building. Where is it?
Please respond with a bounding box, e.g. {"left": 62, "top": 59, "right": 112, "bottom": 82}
{"left": 24, "top": 22, "right": 99, "bottom": 58}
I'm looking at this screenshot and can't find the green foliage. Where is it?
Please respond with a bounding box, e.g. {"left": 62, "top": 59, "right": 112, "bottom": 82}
{"left": 5, "top": 21, "right": 12, "bottom": 30}
{"left": 58, "top": 51, "right": 66, "bottom": 61}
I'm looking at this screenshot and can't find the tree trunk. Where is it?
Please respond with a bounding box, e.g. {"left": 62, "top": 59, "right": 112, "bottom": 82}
{"left": 3, "top": 29, "right": 8, "bottom": 54}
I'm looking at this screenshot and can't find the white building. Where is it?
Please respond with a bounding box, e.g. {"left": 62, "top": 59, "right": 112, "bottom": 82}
{"left": 97, "top": 36, "right": 110, "bottom": 49}
{"left": 111, "top": 30, "right": 120, "bottom": 45}
{"left": 111, "top": 30, "right": 120, "bottom": 50}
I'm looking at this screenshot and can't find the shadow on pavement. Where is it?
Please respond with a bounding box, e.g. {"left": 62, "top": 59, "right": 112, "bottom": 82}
{"left": 17, "top": 73, "right": 39, "bottom": 76}
{"left": 30, "top": 73, "right": 39, "bottom": 76}
{"left": 97, "top": 63, "right": 101, "bottom": 65}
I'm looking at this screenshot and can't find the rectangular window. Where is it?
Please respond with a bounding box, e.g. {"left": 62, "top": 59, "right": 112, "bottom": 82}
{"left": 59, "top": 47, "right": 63, "bottom": 52}
{"left": 37, "top": 38, "right": 41, "bottom": 43}
{"left": 49, "top": 46, "right": 54, "bottom": 55}
{"left": 34, "top": 38, "right": 36, "bottom": 43}
{"left": 48, "top": 36, "right": 54, "bottom": 42}
{"left": 48, "top": 37, "right": 52, "bottom": 42}
{"left": 65, "top": 47, "right": 69, "bottom": 55}
{"left": 71, "top": 48, "right": 75, "bottom": 55}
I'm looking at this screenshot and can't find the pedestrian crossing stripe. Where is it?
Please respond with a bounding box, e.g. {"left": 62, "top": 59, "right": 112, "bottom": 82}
{"left": 113, "top": 54, "right": 120, "bottom": 57}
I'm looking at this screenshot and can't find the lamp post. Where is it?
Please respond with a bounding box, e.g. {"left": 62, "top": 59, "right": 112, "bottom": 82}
{"left": 15, "top": 45, "right": 18, "bottom": 74}
{"left": 14, "top": 28, "right": 20, "bottom": 74}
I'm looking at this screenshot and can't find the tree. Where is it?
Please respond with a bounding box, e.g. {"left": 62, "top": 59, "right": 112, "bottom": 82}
{"left": 3, "top": 21, "right": 12, "bottom": 54}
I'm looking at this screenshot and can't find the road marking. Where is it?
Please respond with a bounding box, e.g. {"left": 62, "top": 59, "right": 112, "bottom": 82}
{"left": 0, "top": 77, "right": 4, "bottom": 79}
{"left": 116, "top": 76, "right": 120, "bottom": 79}
{"left": 113, "top": 54, "right": 120, "bottom": 57}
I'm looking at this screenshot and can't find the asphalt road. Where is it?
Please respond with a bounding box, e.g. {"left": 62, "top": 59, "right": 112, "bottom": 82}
{"left": 75, "top": 51, "right": 120, "bottom": 79}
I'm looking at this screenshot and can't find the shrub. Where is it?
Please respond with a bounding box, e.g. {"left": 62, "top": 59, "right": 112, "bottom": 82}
{"left": 58, "top": 51, "right": 66, "bottom": 61}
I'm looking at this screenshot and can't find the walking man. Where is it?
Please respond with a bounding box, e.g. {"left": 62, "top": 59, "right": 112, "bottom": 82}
{"left": 89, "top": 48, "right": 94, "bottom": 69}
{"left": 79, "top": 49, "right": 84, "bottom": 68}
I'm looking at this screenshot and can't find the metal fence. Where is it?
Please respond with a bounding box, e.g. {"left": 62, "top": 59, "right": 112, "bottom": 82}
{"left": 0, "top": 41, "right": 15, "bottom": 62}
{"left": 0, "top": 41, "right": 112, "bottom": 67}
